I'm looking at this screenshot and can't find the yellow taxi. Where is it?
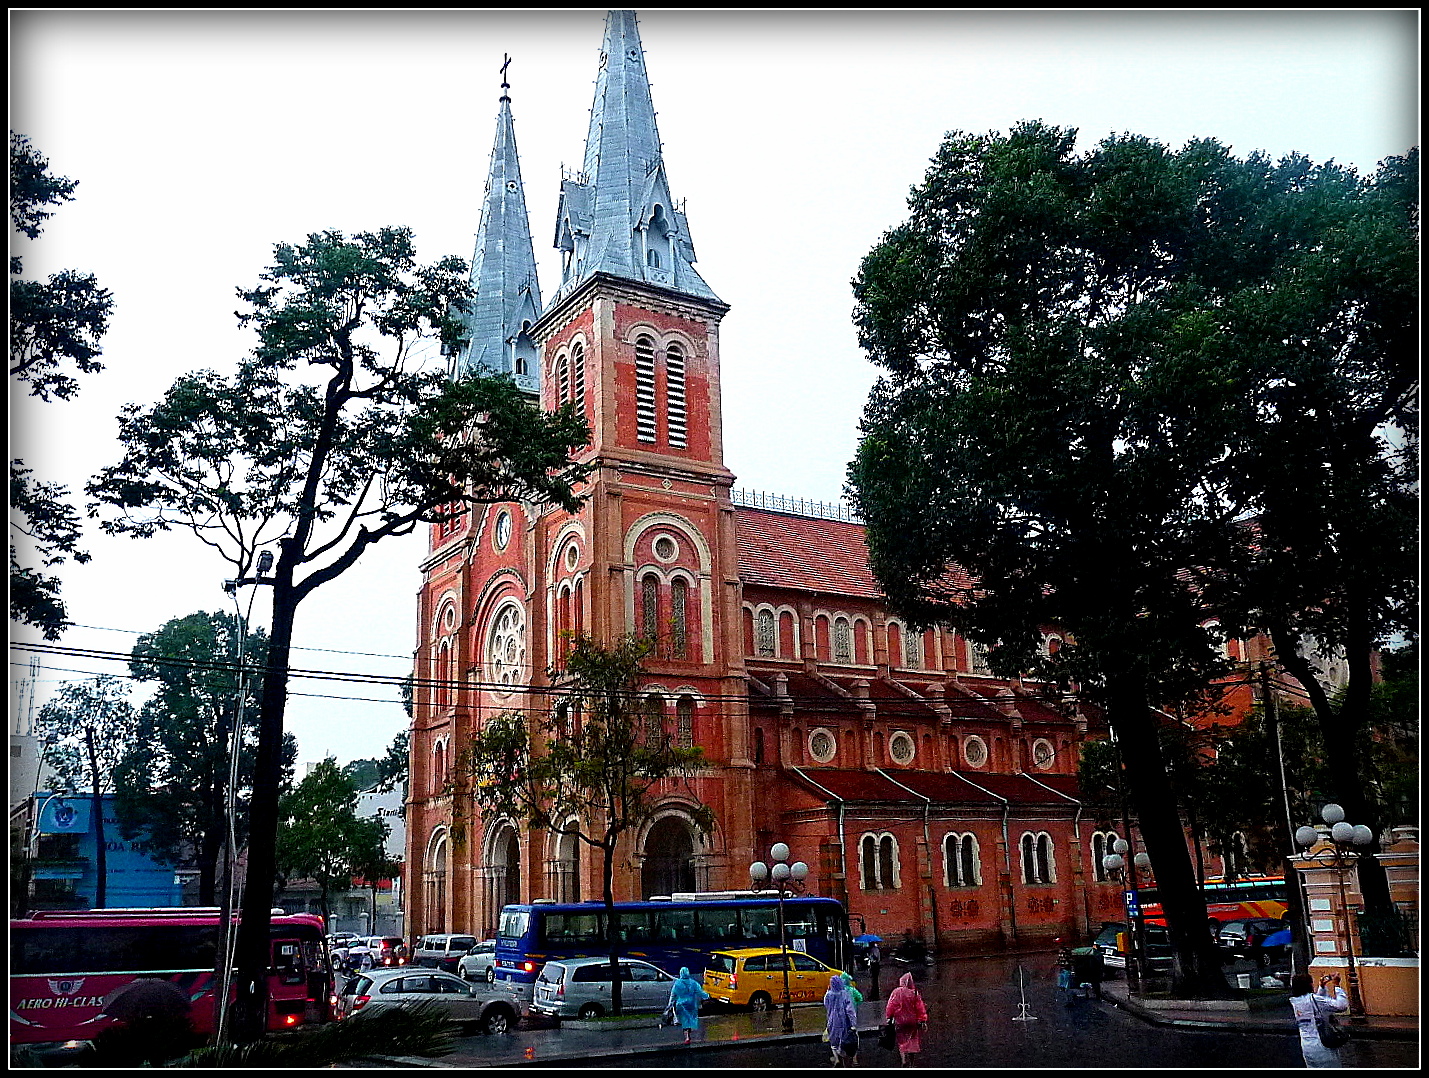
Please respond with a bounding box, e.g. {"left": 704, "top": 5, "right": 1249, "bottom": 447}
{"left": 702, "top": 947, "right": 848, "bottom": 1010}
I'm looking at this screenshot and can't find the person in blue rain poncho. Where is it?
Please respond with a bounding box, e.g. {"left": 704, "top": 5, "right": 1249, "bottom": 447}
{"left": 824, "top": 971, "right": 860, "bottom": 1067}
{"left": 666, "top": 967, "right": 710, "bottom": 1045}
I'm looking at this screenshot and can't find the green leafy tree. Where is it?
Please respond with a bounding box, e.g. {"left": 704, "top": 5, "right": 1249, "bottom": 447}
{"left": 341, "top": 758, "right": 382, "bottom": 794}
{"left": 86, "top": 227, "right": 593, "bottom": 1040}
{"left": 35, "top": 676, "right": 137, "bottom": 907}
{"left": 9, "top": 132, "right": 114, "bottom": 639}
{"left": 459, "top": 635, "right": 713, "bottom": 1013}
{"left": 111, "top": 611, "right": 275, "bottom": 905}
{"left": 376, "top": 728, "right": 410, "bottom": 796}
{"left": 847, "top": 122, "right": 1413, "bottom": 993}
{"left": 1194, "top": 148, "right": 1418, "bottom": 916}
{"left": 276, "top": 759, "right": 390, "bottom": 932}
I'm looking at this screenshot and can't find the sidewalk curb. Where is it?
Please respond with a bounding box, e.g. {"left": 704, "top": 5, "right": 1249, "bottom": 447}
{"left": 1106, "top": 992, "right": 1419, "bottom": 1041}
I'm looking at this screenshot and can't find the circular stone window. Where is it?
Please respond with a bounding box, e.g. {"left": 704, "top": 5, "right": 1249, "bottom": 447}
{"left": 889, "top": 731, "right": 916, "bottom": 765}
{"left": 1032, "top": 738, "right": 1056, "bottom": 769}
{"left": 808, "top": 728, "right": 837, "bottom": 764}
{"left": 652, "top": 534, "right": 679, "bottom": 563}
{"left": 486, "top": 602, "right": 527, "bottom": 694}
{"left": 962, "top": 735, "right": 988, "bottom": 769}
{"left": 493, "top": 510, "right": 513, "bottom": 552}
{"left": 441, "top": 604, "right": 457, "bottom": 632}
{"left": 563, "top": 542, "right": 580, "bottom": 571}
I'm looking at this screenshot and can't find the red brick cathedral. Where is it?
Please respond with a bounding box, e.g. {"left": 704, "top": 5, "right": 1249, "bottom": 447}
{"left": 405, "top": 11, "right": 1143, "bottom": 953}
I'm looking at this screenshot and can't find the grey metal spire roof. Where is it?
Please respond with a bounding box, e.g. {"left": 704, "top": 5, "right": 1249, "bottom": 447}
{"left": 455, "top": 65, "right": 542, "bottom": 393}
{"left": 551, "top": 10, "right": 721, "bottom": 306}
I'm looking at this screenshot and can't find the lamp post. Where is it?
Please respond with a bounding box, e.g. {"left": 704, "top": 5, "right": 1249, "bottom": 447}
{"left": 1295, "top": 803, "right": 1374, "bottom": 1016}
{"left": 749, "top": 843, "right": 808, "bottom": 1032}
{"left": 1102, "top": 839, "right": 1152, "bottom": 988}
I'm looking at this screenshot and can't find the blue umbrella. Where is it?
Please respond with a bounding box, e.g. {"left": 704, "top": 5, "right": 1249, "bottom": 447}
{"left": 855, "top": 933, "right": 883, "bottom": 944}
{"left": 1261, "top": 928, "right": 1291, "bottom": 947}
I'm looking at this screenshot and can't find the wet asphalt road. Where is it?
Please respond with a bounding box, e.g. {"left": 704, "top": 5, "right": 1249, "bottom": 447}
{"left": 579, "top": 954, "right": 1420, "bottom": 1069}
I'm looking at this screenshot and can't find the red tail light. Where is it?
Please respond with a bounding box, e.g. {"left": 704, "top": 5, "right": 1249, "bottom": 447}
{"left": 555, "top": 981, "right": 564, "bottom": 998}
{"left": 284, "top": 1014, "right": 299, "bottom": 1026}
{"left": 729, "top": 973, "right": 737, "bottom": 990}
{"left": 522, "top": 961, "right": 536, "bottom": 973}
{"left": 353, "top": 994, "right": 370, "bottom": 1011}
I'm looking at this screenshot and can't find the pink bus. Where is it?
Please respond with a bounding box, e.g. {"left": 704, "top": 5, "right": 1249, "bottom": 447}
{"left": 10, "top": 908, "right": 329, "bottom": 1063}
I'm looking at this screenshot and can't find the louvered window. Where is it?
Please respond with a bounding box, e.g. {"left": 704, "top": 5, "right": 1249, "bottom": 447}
{"left": 572, "top": 341, "right": 585, "bottom": 407}
{"left": 644, "top": 694, "right": 665, "bottom": 746}
{"left": 665, "top": 342, "right": 687, "bottom": 448}
{"left": 557, "top": 353, "right": 570, "bottom": 403}
{"left": 635, "top": 336, "right": 657, "bottom": 442}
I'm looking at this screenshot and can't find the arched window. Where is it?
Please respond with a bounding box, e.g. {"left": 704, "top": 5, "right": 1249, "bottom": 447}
{"left": 944, "top": 832, "right": 981, "bottom": 886}
{"left": 647, "top": 247, "right": 660, "bottom": 268}
{"left": 557, "top": 352, "right": 570, "bottom": 402}
{"left": 433, "top": 741, "right": 446, "bottom": 792}
{"left": 879, "top": 835, "right": 897, "bottom": 889}
{"left": 859, "top": 832, "right": 900, "bottom": 890}
{"left": 833, "top": 617, "right": 853, "bottom": 664}
{"left": 756, "top": 609, "right": 776, "bottom": 657}
{"left": 904, "top": 626, "right": 922, "bottom": 669}
{"left": 1020, "top": 831, "right": 1056, "bottom": 883}
{"left": 1091, "top": 830, "right": 1120, "bottom": 882}
{"left": 665, "top": 342, "right": 687, "bottom": 449}
{"left": 643, "top": 694, "right": 665, "bottom": 746}
{"left": 676, "top": 695, "right": 695, "bottom": 749}
{"left": 571, "top": 340, "right": 585, "bottom": 407}
{"left": 888, "top": 623, "right": 903, "bottom": 668}
{"left": 634, "top": 336, "right": 657, "bottom": 443}
{"left": 641, "top": 575, "right": 660, "bottom": 641}
{"left": 671, "top": 578, "right": 689, "bottom": 659}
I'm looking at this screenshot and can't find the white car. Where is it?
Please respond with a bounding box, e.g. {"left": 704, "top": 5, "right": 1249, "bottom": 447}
{"left": 457, "top": 940, "right": 498, "bottom": 983}
{"left": 530, "top": 957, "right": 676, "bottom": 1020}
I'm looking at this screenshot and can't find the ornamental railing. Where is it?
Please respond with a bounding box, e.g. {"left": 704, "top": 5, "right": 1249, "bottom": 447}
{"left": 732, "top": 488, "right": 862, "bottom": 523}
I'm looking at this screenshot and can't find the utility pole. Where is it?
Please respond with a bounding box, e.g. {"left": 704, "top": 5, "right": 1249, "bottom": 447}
{"left": 1262, "top": 661, "right": 1311, "bottom": 978}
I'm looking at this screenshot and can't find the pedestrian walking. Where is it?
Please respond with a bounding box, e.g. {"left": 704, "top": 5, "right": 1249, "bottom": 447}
{"left": 665, "top": 966, "right": 709, "bottom": 1046}
{"left": 825, "top": 969, "right": 860, "bottom": 1067}
{"left": 883, "top": 972, "right": 928, "bottom": 1067}
{"left": 867, "top": 940, "right": 882, "bottom": 999}
{"left": 1055, "top": 943, "right": 1074, "bottom": 1004}
{"left": 1289, "top": 972, "right": 1350, "bottom": 1068}
{"left": 842, "top": 971, "right": 864, "bottom": 1005}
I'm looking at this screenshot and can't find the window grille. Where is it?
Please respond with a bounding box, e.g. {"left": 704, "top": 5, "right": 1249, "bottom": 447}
{"left": 833, "top": 618, "right": 852, "bottom": 664}
{"left": 557, "top": 353, "right": 570, "bottom": 402}
{"left": 756, "top": 609, "right": 776, "bottom": 657}
{"left": 671, "top": 579, "right": 688, "bottom": 659}
{"left": 676, "top": 696, "right": 694, "bottom": 749}
{"left": 641, "top": 576, "right": 659, "bottom": 641}
{"left": 572, "top": 341, "right": 585, "bottom": 406}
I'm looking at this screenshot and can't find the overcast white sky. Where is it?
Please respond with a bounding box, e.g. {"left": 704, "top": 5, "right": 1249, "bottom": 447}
{"left": 9, "top": 9, "right": 1418, "bottom": 767}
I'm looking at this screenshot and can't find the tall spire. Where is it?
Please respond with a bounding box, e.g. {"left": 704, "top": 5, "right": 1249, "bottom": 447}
{"left": 455, "top": 56, "right": 542, "bottom": 393}
{"left": 551, "top": 10, "right": 720, "bottom": 306}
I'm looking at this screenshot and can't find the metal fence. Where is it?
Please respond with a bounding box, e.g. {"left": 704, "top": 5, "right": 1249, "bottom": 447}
{"left": 1357, "top": 907, "right": 1418, "bottom": 958}
{"left": 732, "top": 488, "right": 862, "bottom": 523}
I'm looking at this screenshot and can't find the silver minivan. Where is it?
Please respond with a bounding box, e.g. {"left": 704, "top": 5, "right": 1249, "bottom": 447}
{"left": 414, "top": 933, "right": 480, "bottom": 973}
{"left": 530, "top": 957, "right": 676, "bottom": 1020}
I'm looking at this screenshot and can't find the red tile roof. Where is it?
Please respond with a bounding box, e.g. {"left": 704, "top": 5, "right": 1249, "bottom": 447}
{"left": 736, "top": 508, "right": 882, "bottom": 597}
{"left": 786, "top": 767, "right": 1084, "bottom": 806}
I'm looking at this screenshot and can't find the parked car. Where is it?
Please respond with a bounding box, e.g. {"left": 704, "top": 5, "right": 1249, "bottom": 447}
{"left": 414, "top": 933, "right": 481, "bottom": 974}
{"left": 334, "top": 968, "right": 520, "bottom": 1034}
{"left": 1092, "top": 922, "right": 1173, "bottom": 972}
{"left": 457, "top": 940, "right": 499, "bottom": 983}
{"left": 350, "top": 935, "right": 407, "bottom": 969}
{"left": 1216, "top": 918, "right": 1286, "bottom": 965}
{"left": 702, "top": 947, "right": 847, "bottom": 1011}
{"left": 530, "top": 957, "right": 676, "bottom": 1020}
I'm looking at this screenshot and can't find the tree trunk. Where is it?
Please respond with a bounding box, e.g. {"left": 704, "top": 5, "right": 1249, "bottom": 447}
{"left": 1106, "top": 674, "right": 1228, "bottom": 997}
{"left": 603, "top": 836, "right": 623, "bottom": 1014}
{"left": 85, "top": 727, "right": 106, "bottom": 908}
{"left": 232, "top": 564, "right": 297, "bottom": 1043}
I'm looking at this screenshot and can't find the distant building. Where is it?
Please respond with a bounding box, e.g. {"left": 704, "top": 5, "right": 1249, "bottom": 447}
{"left": 18, "top": 792, "right": 183, "bottom": 911}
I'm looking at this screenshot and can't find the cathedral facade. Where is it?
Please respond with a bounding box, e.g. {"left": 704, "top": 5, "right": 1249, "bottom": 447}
{"left": 404, "top": 10, "right": 1139, "bottom": 954}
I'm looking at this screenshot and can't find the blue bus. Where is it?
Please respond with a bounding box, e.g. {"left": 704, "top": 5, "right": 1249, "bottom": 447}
{"left": 494, "top": 894, "right": 851, "bottom": 1008}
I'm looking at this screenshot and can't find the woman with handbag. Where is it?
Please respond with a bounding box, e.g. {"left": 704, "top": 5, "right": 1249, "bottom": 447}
{"left": 824, "top": 970, "right": 860, "bottom": 1067}
{"left": 1289, "top": 971, "right": 1350, "bottom": 1067}
{"left": 883, "top": 972, "right": 928, "bottom": 1067}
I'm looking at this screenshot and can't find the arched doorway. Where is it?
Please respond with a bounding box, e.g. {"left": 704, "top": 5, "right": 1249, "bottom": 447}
{"left": 641, "top": 816, "right": 696, "bottom": 898}
{"left": 553, "top": 830, "right": 581, "bottom": 903}
{"left": 497, "top": 828, "right": 521, "bottom": 908}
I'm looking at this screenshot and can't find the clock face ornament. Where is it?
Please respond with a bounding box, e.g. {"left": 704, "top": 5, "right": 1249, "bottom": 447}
{"left": 494, "top": 511, "right": 512, "bottom": 551}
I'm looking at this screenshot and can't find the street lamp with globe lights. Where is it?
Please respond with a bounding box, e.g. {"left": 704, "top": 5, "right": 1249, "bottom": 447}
{"left": 749, "top": 843, "right": 808, "bottom": 1032}
{"left": 1295, "top": 803, "right": 1374, "bottom": 1016}
{"left": 1101, "top": 838, "right": 1152, "bottom": 987}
